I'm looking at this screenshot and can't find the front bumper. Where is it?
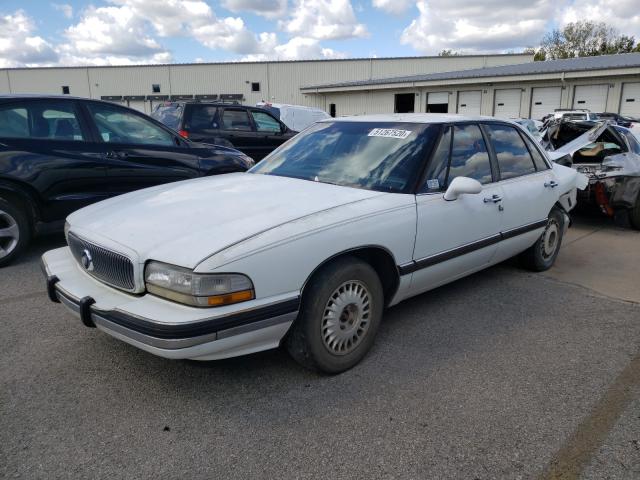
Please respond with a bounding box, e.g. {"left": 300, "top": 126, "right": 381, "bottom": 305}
{"left": 42, "top": 247, "right": 299, "bottom": 360}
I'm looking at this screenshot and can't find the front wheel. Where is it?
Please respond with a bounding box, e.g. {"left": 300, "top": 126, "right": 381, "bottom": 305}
{"left": 285, "top": 257, "right": 384, "bottom": 374}
{"left": 519, "top": 208, "right": 565, "bottom": 272}
{"left": 0, "top": 198, "right": 31, "bottom": 268}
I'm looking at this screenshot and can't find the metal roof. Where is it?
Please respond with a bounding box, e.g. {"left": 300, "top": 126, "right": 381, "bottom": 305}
{"left": 301, "top": 53, "right": 640, "bottom": 90}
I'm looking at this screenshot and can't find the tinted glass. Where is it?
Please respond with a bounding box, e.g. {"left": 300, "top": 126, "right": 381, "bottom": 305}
{"left": 448, "top": 124, "right": 492, "bottom": 184}
{"left": 485, "top": 124, "right": 536, "bottom": 180}
{"left": 251, "top": 111, "right": 281, "bottom": 132}
{"left": 250, "top": 121, "right": 439, "bottom": 193}
{"left": 0, "top": 102, "right": 84, "bottom": 141}
{"left": 186, "top": 105, "right": 218, "bottom": 130}
{"left": 0, "top": 106, "right": 29, "bottom": 138}
{"left": 152, "top": 104, "right": 183, "bottom": 130}
{"left": 520, "top": 132, "right": 549, "bottom": 171}
{"left": 87, "top": 103, "right": 175, "bottom": 146}
{"left": 420, "top": 126, "right": 450, "bottom": 192}
{"left": 222, "top": 109, "right": 251, "bottom": 131}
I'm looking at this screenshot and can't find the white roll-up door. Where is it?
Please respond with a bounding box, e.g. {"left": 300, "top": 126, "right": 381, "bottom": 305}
{"left": 620, "top": 83, "right": 640, "bottom": 117}
{"left": 457, "top": 91, "right": 481, "bottom": 115}
{"left": 573, "top": 84, "right": 609, "bottom": 112}
{"left": 530, "top": 87, "right": 562, "bottom": 120}
{"left": 127, "top": 100, "right": 148, "bottom": 113}
{"left": 428, "top": 92, "right": 449, "bottom": 104}
{"left": 493, "top": 89, "right": 522, "bottom": 118}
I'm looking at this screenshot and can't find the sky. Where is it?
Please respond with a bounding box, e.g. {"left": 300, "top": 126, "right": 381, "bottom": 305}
{"left": 0, "top": 0, "right": 639, "bottom": 67}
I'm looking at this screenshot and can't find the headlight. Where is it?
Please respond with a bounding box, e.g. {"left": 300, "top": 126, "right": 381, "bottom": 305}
{"left": 145, "top": 261, "right": 255, "bottom": 307}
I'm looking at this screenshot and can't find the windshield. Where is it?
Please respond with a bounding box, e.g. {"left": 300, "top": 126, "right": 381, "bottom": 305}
{"left": 249, "top": 121, "right": 439, "bottom": 193}
{"left": 151, "top": 104, "right": 182, "bottom": 130}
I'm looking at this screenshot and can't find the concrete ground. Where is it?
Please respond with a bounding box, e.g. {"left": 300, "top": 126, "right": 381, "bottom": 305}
{"left": 1, "top": 212, "right": 639, "bottom": 480}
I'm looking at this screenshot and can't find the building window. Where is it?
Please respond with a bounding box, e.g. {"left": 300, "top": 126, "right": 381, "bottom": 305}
{"left": 251, "top": 82, "right": 260, "bottom": 92}
{"left": 152, "top": 84, "right": 161, "bottom": 93}
{"left": 61, "top": 86, "right": 70, "bottom": 95}
{"left": 329, "top": 103, "right": 336, "bottom": 117}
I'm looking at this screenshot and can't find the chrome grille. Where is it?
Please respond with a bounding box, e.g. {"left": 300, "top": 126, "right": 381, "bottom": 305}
{"left": 68, "top": 232, "right": 135, "bottom": 291}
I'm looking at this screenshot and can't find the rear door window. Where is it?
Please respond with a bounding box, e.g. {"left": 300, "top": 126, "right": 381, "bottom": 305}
{"left": 448, "top": 124, "right": 493, "bottom": 185}
{"left": 520, "top": 132, "right": 549, "bottom": 171}
{"left": 221, "top": 109, "right": 252, "bottom": 131}
{"left": 152, "top": 104, "right": 183, "bottom": 130}
{"left": 420, "top": 126, "right": 450, "bottom": 192}
{"left": 251, "top": 111, "right": 281, "bottom": 133}
{"left": 485, "top": 124, "right": 536, "bottom": 180}
{"left": 0, "top": 102, "right": 85, "bottom": 141}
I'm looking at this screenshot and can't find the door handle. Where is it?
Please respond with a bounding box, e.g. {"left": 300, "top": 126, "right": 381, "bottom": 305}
{"left": 484, "top": 194, "right": 503, "bottom": 204}
{"left": 544, "top": 180, "right": 558, "bottom": 188}
{"left": 106, "top": 151, "right": 129, "bottom": 159}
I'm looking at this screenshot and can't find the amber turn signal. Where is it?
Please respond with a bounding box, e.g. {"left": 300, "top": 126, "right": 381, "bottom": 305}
{"left": 207, "top": 289, "right": 255, "bottom": 306}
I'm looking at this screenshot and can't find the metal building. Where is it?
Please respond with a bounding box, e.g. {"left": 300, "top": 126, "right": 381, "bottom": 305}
{"left": 301, "top": 53, "right": 640, "bottom": 119}
{"left": 0, "top": 54, "right": 531, "bottom": 114}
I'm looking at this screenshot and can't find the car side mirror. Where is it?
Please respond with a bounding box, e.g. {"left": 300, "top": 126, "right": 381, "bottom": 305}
{"left": 443, "top": 177, "right": 483, "bottom": 201}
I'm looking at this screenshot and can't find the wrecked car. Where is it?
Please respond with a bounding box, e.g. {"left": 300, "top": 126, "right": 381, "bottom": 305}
{"left": 544, "top": 120, "right": 640, "bottom": 229}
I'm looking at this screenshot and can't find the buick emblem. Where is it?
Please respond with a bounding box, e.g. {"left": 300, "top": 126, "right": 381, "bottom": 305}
{"left": 81, "top": 249, "right": 94, "bottom": 271}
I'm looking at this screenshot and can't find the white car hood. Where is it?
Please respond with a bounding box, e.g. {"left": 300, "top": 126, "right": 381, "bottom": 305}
{"left": 68, "top": 173, "right": 383, "bottom": 268}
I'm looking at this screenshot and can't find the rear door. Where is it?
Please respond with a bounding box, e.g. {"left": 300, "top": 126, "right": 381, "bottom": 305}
{"left": 482, "top": 122, "right": 555, "bottom": 262}
{"left": 0, "top": 99, "right": 107, "bottom": 223}
{"left": 410, "top": 123, "right": 504, "bottom": 296}
{"left": 218, "top": 107, "right": 263, "bottom": 160}
{"left": 82, "top": 101, "right": 202, "bottom": 195}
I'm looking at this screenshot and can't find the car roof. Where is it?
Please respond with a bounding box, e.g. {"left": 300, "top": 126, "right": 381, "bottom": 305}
{"left": 321, "top": 113, "right": 510, "bottom": 124}
{"left": 0, "top": 94, "right": 88, "bottom": 101}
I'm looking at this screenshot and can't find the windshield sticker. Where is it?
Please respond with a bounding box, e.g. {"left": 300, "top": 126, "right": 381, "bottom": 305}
{"left": 368, "top": 128, "right": 413, "bottom": 139}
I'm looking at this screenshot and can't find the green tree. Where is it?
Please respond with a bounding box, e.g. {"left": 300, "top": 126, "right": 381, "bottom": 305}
{"left": 437, "top": 49, "right": 460, "bottom": 57}
{"left": 539, "top": 21, "right": 637, "bottom": 60}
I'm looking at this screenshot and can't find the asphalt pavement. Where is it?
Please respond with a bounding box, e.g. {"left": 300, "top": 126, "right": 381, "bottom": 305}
{"left": 1, "top": 214, "right": 639, "bottom": 479}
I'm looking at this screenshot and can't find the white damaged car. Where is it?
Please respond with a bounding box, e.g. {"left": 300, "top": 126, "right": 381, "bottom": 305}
{"left": 42, "top": 114, "right": 587, "bottom": 373}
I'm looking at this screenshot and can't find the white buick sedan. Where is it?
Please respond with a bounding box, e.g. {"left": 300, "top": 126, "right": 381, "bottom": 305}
{"left": 42, "top": 114, "right": 586, "bottom": 373}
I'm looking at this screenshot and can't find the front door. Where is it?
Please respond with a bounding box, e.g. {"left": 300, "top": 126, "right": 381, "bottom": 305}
{"left": 409, "top": 123, "right": 504, "bottom": 296}
{"left": 83, "top": 102, "right": 202, "bottom": 195}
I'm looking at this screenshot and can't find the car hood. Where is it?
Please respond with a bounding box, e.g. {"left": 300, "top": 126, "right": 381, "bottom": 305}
{"left": 67, "top": 173, "right": 384, "bottom": 268}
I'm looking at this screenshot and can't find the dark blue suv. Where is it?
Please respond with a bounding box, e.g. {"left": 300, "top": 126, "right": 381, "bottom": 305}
{"left": 0, "top": 95, "right": 255, "bottom": 266}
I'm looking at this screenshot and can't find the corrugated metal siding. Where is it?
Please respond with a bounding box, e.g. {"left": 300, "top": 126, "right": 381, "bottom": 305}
{"left": 0, "top": 71, "right": 10, "bottom": 93}
{"left": 88, "top": 65, "right": 171, "bottom": 97}
{"left": 8, "top": 68, "right": 91, "bottom": 96}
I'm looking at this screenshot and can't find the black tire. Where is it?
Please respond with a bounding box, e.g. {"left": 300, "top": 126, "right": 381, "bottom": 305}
{"left": 629, "top": 193, "right": 640, "bottom": 231}
{"left": 0, "top": 197, "right": 31, "bottom": 268}
{"left": 519, "top": 208, "right": 565, "bottom": 272}
{"left": 285, "top": 256, "right": 384, "bottom": 374}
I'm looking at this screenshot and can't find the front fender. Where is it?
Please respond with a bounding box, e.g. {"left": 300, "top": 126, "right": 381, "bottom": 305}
{"left": 194, "top": 194, "right": 417, "bottom": 300}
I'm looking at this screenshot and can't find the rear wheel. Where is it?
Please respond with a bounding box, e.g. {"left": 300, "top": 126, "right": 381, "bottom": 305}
{"left": 520, "top": 208, "right": 565, "bottom": 272}
{"left": 285, "top": 257, "right": 384, "bottom": 374}
{"left": 0, "top": 198, "right": 31, "bottom": 267}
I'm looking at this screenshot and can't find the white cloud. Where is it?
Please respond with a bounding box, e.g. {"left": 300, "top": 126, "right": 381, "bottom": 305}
{"left": 0, "top": 10, "right": 58, "bottom": 67}
{"left": 559, "top": 0, "right": 640, "bottom": 39}
{"left": 372, "top": 0, "right": 413, "bottom": 15}
{"left": 281, "top": 0, "right": 368, "bottom": 40}
{"left": 59, "top": 5, "right": 172, "bottom": 65}
{"left": 221, "top": 0, "right": 288, "bottom": 19}
{"left": 400, "top": 0, "right": 562, "bottom": 54}
{"left": 52, "top": 3, "right": 73, "bottom": 18}
{"left": 240, "top": 36, "right": 347, "bottom": 61}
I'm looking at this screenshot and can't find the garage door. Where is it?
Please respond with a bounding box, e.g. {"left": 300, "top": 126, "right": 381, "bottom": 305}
{"left": 457, "top": 91, "right": 481, "bottom": 115}
{"left": 427, "top": 92, "right": 449, "bottom": 113}
{"left": 127, "top": 100, "right": 149, "bottom": 113}
{"left": 493, "top": 89, "right": 522, "bottom": 118}
{"left": 573, "top": 85, "right": 609, "bottom": 112}
{"left": 530, "top": 87, "right": 562, "bottom": 120}
{"left": 620, "top": 83, "right": 640, "bottom": 117}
